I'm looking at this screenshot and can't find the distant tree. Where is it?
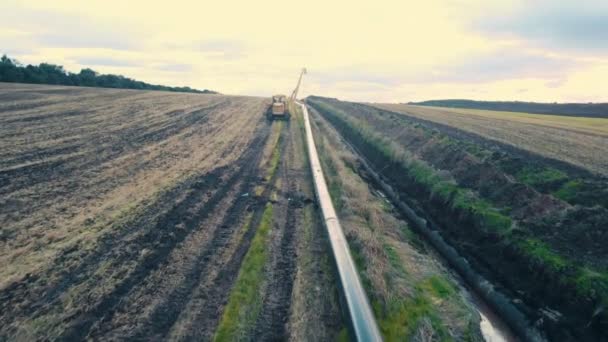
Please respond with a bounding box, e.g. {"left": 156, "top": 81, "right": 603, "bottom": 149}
{"left": 23, "top": 65, "right": 44, "bottom": 83}
{"left": 38, "top": 63, "right": 69, "bottom": 84}
{"left": 0, "top": 54, "right": 217, "bottom": 94}
{"left": 78, "top": 68, "right": 98, "bottom": 86}
{"left": 0, "top": 55, "right": 24, "bottom": 82}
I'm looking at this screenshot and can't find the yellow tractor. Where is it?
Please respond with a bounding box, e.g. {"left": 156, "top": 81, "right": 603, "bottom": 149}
{"left": 266, "top": 68, "right": 306, "bottom": 121}
{"left": 267, "top": 94, "right": 290, "bottom": 120}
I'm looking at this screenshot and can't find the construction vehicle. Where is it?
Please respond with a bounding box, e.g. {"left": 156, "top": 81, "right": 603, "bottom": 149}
{"left": 266, "top": 68, "right": 306, "bottom": 121}
{"left": 267, "top": 94, "right": 290, "bottom": 120}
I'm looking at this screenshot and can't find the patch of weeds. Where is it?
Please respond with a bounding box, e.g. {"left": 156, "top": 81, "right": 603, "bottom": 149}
{"left": 574, "top": 267, "right": 608, "bottom": 303}
{"left": 518, "top": 238, "right": 568, "bottom": 272}
{"left": 464, "top": 320, "right": 485, "bottom": 342}
{"left": 408, "top": 160, "right": 442, "bottom": 187}
{"left": 316, "top": 138, "right": 344, "bottom": 211}
{"left": 383, "top": 242, "right": 407, "bottom": 276}
{"left": 214, "top": 204, "right": 273, "bottom": 341}
{"left": 400, "top": 224, "right": 426, "bottom": 251}
{"left": 348, "top": 240, "right": 373, "bottom": 292}
{"left": 328, "top": 180, "right": 344, "bottom": 211}
{"left": 448, "top": 186, "right": 512, "bottom": 233}
{"left": 416, "top": 275, "right": 455, "bottom": 299}
{"left": 335, "top": 328, "right": 350, "bottom": 342}
{"left": 253, "top": 185, "right": 264, "bottom": 197}
{"left": 266, "top": 124, "right": 283, "bottom": 180}
{"left": 375, "top": 276, "right": 453, "bottom": 341}
{"left": 516, "top": 166, "right": 567, "bottom": 189}
{"left": 463, "top": 142, "right": 493, "bottom": 160}
{"left": 431, "top": 181, "right": 460, "bottom": 202}
{"left": 553, "top": 179, "right": 582, "bottom": 202}
{"left": 476, "top": 205, "right": 512, "bottom": 233}
{"left": 518, "top": 239, "right": 608, "bottom": 306}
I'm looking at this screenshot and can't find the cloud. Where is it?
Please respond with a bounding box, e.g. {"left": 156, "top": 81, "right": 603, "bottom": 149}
{"left": 473, "top": 1, "right": 608, "bottom": 53}
{"left": 74, "top": 56, "right": 137, "bottom": 67}
{"left": 155, "top": 63, "right": 193, "bottom": 72}
{"left": 545, "top": 79, "right": 566, "bottom": 89}
{"left": 313, "top": 67, "right": 403, "bottom": 87}
{"left": 313, "top": 49, "right": 576, "bottom": 89}
{"left": 0, "top": 29, "right": 39, "bottom": 57}
{"left": 36, "top": 31, "right": 136, "bottom": 50}
{"left": 197, "top": 40, "right": 243, "bottom": 52}
{"left": 0, "top": 6, "right": 140, "bottom": 50}
{"left": 197, "top": 39, "right": 247, "bottom": 60}
{"left": 430, "top": 49, "right": 577, "bottom": 83}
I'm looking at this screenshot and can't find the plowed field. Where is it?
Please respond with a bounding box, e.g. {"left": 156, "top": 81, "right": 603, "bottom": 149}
{"left": 0, "top": 84, "right": 343, "bottom": 340}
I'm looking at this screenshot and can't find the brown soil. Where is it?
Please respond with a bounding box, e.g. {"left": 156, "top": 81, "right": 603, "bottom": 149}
{"left": 0, "top": 84, "right": 344, "bottom": 340}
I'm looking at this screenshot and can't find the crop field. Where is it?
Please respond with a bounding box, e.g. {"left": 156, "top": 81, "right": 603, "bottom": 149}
{"left": 0, "top": 83, "right": 346, "bottom": 340}
{"left": 309, "top": 96, "right": 608, "bottom": 340}
{"left": 373, "top": 103, "right": 608, "bottom": 176}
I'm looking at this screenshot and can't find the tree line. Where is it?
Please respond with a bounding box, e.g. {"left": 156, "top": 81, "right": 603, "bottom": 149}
{"left": 0, "top": 54, "right": 216, "bottom": 94}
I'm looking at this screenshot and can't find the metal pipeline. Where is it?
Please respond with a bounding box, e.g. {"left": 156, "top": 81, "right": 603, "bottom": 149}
{"left": 297, "top": 101, "right": 382, "bottom": 342}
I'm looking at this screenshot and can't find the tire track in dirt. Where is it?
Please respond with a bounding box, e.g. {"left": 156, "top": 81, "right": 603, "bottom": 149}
{"left": 0, "top": 161, "right": 233, "bottom": 327}
{"left": 55, "top": 125, "right": 270, "bottom": 341}
{"left": 100, "top": 124, "right": 283, "bottom": 341}
{"left": 252, "top": 121, "right": 300, "bottom": 341}
{"left": 176, "top": 199, "right": 271, "bottom": 341}
{"left": 122, "top": 196, "right": 254, "bottom": 340}
{"left": 0, "top": 168, "right": 221, "bottom": 314}
{"left": 175, "top": 123, "right": 289, "bottom": 342}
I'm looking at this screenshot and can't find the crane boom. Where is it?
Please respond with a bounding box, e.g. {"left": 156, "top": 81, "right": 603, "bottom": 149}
{"left": 290, "top": 68, "right": 307, "bottom": 101}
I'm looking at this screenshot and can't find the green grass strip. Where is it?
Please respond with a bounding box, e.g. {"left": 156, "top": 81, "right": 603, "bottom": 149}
{"left": 553, "top": 179, "right": 583, "bottom": 202}
{"left": 266, "top": 121, "right": 283, "bottom": 179}
{"left": 214, "top": 204, "right": 274, "bottom": 341}
{"left": 376, "top": 276, "right": 454, "bottom": 341}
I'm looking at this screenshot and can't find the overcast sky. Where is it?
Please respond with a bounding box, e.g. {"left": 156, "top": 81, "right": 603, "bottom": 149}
{"left": 1, "top": 0, "right": 607, "bottom": 102}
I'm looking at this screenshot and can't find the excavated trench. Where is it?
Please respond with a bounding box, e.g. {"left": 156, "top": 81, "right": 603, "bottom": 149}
{"left": 307, "top": 101, "right": 543, "bottom": 341}
{"left": 360, "top": 168, "right": 522, "bottom": 342}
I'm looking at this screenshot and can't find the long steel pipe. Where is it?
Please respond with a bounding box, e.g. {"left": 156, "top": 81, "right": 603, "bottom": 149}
{"left": 297, "top": 101, "right": 382, "bottom": 342}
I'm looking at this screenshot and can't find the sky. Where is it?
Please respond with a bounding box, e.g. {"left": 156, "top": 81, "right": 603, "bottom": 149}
{"left": 1, "top": 0, "right": 607, "bottom": 102}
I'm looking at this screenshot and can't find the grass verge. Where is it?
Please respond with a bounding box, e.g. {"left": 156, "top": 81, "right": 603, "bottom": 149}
{"left": 214, "top": 204, "right": 273, "bottom": 341}
{"left": 265, "top": 121, "right": 283, "bottom": 180}
{"left": 309, "top": 107, "right": 476, "bottom": 340}
{"left": 376, "top": 276, "right": 454, "bottom": 341}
